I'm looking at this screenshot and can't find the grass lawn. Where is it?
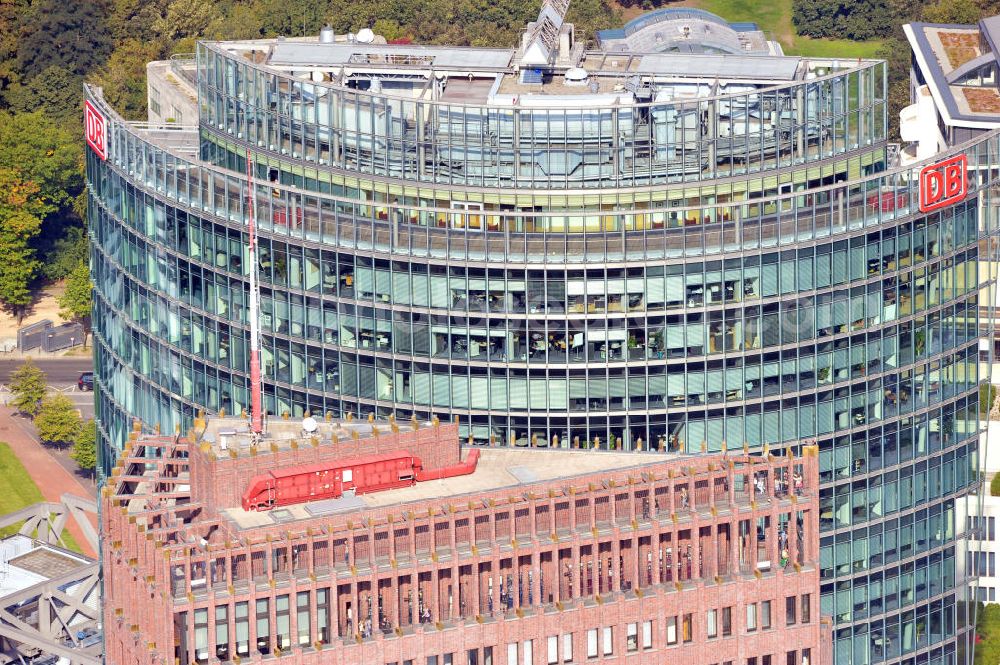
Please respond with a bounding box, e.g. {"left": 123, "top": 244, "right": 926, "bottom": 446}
{"left": 0, "top": 442, "right": 82, "bottom": 553}
{"left": 671, "top": 0, "right": 883, "bottom": 59}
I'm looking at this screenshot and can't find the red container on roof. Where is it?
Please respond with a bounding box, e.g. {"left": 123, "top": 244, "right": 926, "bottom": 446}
{"left": 242, "top": 451, "right": 421, "bottom": 511}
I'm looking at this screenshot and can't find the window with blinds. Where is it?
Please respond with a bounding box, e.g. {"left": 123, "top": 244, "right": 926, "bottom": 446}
{"left": 490, "top": 376, "right": 508, "bottom": 410}
{"left": 430, "top": 275, "right": 450, "bottom": 308}
{"left": 509, "top": 377, "right": 527, "bottom": 409}
{"left": 392, "top": 271, "right": 410, "bottom": 304}
{"left": 433, "top": 373, "right": 451, "bottom": 407}
{"left": 413, "top": 371, "right": 431, "bottom": 405}
{"left": 763, "top": 410, "right": 780, "bottom": 445}
{"left": 235, "top": 602, "right": 249, "bottom": 656}
{"left": 470, "top": 376, "right": 489, "bottom": 410}
{"left": 546, "top": 378, "right": 567, "bottom": 411}
{"left": 452, "top": 374, "right": 469, "bottom": 409}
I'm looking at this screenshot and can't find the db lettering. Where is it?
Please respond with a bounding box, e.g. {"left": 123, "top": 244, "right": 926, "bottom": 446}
{"left": 84, "top": 100, "right": 108, "bottom": 161}
{"left": 919, "top": 154, "right": 966, "bottom": 213}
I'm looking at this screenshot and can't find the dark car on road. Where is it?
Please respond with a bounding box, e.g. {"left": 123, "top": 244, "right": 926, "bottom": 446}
{"left": 78, "top": 372, "right": 94, "bottom": 391}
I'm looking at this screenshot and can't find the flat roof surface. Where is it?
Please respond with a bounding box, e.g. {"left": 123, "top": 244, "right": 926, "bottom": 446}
{"left": 10, "top": 547, "right": 87, "bottom": 578}
{"left": 222, "top": 447, "right": 676, "bottom": 529}
{"left": 635, "top": 54, "right": 800, "bottom": 80}
{"left": 0, "top": 536, "right": 90, "bottom": 601}
{"left": 269, "top": 42, "right": 515, "bottom": 70}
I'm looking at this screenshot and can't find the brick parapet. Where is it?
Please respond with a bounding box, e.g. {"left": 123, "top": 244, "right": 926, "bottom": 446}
{"left": 190, "top": 422, "right": 461, "bottom": 512}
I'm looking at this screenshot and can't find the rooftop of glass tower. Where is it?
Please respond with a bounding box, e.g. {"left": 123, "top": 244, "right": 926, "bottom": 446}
{"left": 202, "top": 2, "right": 867, "bottom": 115}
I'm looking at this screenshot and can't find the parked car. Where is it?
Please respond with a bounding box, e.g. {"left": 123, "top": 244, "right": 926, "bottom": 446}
{"left": 77, "top": 372, "right": 94, "bottom": 391}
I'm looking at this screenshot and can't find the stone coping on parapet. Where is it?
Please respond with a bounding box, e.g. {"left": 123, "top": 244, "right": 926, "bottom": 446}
{"left": 193, "top": 414, "right": 441, "bottom": 458}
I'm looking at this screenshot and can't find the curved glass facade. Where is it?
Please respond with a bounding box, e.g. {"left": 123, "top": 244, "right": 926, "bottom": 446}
{"left": 86, "top": 29, "right": 998, "bottom": 665}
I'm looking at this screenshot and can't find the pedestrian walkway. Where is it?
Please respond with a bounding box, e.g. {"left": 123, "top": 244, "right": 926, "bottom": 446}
{"left": 0, "top": 406, "right": 97, "bottom": 557}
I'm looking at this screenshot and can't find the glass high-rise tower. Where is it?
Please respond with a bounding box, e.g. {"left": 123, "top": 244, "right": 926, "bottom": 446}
{"left": 85, "top": 6, "right": 996, "bottom": 663}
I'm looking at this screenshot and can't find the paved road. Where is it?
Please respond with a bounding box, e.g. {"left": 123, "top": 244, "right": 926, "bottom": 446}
{"left": 0, "top": 357, "right": 93, "bottom": 384}
{"left": 62, "top": 392, "right": 96, "bottom": 420}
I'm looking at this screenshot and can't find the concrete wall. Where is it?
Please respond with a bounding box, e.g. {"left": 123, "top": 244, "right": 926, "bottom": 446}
{"left": 146, "top": 61, "right": 198, "bottom": 125}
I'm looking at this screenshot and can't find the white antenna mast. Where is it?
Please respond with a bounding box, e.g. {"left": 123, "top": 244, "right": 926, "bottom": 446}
{"left": 245, "top": 151, "right": 264, "bottom": 435}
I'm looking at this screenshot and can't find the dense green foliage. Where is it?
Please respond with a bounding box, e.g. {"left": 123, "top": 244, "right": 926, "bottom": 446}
{"left": 793, "top": 0, "right": 895, "bottom": 41}
{"left": 0, "top": 110, "right": 82, "bottom": 319}
{"left": 9, "top": 360, "right": 46, "bottom": 417}
{"left": 58, "top": 260, "right": 93, "bottom": 346}
{"left": 980, "top": 384, "right": 998, "bottom": 416}
{"left": 34, "top": 393, "right": 81, "bottom": 445}
{"left": 72, "top": 419, "right": 97, "bottom": 477}
{"left": 794, "top": 0, "right": 1000, "bottom": 43}
{"left": 976, "top": 603, "right": 1000, "bottom": 665}
{"left": 991, "top": 473, "right": 1000, "bottom": 497}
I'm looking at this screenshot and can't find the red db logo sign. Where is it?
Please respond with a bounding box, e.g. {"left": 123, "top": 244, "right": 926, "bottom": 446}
{"left": 84, "top": 100, "right": 107, "bottom": 161}
{"left": 919, "top": 154, "right": 966, "bottom": 213}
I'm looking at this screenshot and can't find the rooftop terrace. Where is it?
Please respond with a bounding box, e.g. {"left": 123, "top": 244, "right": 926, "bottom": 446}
{"left": 221, "top": 445, "right": 675, "bottom": 530}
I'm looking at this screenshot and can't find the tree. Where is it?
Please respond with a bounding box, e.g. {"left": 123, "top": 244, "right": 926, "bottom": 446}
{"left": 0, "top": 0, "right": 28, "bottom": 104}
{"left": 152, "top": 0, "right": 222, "bottom": 41}
{"left": 9, "top": 359, "right": 46, "bottom": 416}
{"left": 0, "top": 111, "right": 82, "bottom": 215}
{"left": 15, "top": 0, "right": 112, "bottom": 81}
{"left": 71, "top": 419, "right": 97, "bottom": 479}
{"left": 921, "top": 0, "right": 982, "bottom": 24}
{"left": 976, "top": 603, "right": 1000, "bottom": 665}
{"left": 792, "top": 0, "right": 895, "bottom": 41}
{"left": 91, "top": 39, "right": 164, "bottom": 120}
{"left": 253, "top": 0, "right": 331, "bottom": 37}
{"left": 0, "top": 186, "right": 41, "bottom": 322}
{"left": 57, "top": 260, "right": 92, "bottom": 346}
{"left": 34, "top": 393, "right": 80, "bottom": 445}
{"left": 0, "top": 240, "right": 39, "bottom": 321}
{"left": 3, "top": 65, "right": 84, "bottom": 123}
{"left": 106, "top": 0, "right": 169, "bottom": 43}
{"left": 0, "top": 113, "right": 83, "bottom": 320}
{"left": 39, "top": 226, "right": 87, "bottom": 282}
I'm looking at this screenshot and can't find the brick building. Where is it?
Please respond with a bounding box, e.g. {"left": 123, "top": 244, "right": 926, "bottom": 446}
{"left": 102, "top": 416, "right": 830, "bottom": 665}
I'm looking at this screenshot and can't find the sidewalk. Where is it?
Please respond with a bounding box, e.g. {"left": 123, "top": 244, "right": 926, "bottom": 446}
{"left": 0, "top": 406, "right": 97, "bottom": 557}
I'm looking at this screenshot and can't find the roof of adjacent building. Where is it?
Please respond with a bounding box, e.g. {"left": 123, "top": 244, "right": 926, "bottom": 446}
{"left": 905, "top": 19, "right": 1000, "bottom": 127}
{"left": 0, "top": 536, "right": 91, "bottom": 601}
{"left": 597, "top": 7, "right": 774, "bottom": 55}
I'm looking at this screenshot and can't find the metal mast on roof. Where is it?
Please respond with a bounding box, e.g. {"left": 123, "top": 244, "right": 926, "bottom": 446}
{"left": 245, "top": 150, "right": 265, "bottom": 435}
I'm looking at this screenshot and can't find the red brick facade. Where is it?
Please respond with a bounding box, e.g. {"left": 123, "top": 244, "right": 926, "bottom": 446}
{"left": 102, "top": 421, "right": 829, "bottom": 665}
